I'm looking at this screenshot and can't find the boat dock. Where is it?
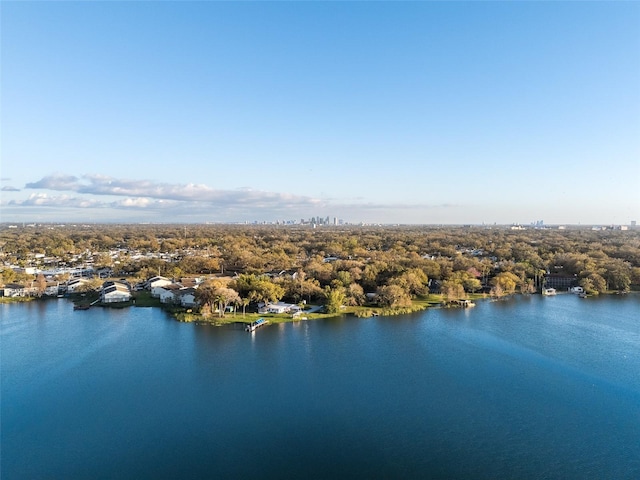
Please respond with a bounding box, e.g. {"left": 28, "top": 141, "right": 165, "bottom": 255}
{"left": 246, "top": 318, "right": 268, "bottom": 332}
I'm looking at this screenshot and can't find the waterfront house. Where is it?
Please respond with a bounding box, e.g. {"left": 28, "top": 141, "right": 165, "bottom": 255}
{"left": 44, "top": 281, "right": 60, "bottom": 296}
{"left": 146, "top": 276, "right": 172, "bottom": 291}
{"left": 158, "top": 288, "right": 177, "bottom": 304}
{"left": 258, "top": 302, "right": 301, "bottom": 314}
{"left": 158, "top": 284, "right": 182, "bottom": 304}
{"left": 101, "top": 282, "right": 131, "bottom": 303}
{"left": 66, "top": 278, "right": 90, "bottom": 293}
{"left": 2, "top": 283, "right": 28, "bottom": 297}
{"left": 176, "top": 288, "right": 197, "bottom": 308}
{"left": 543, "top": 274, "right": 578, "bottom": 289}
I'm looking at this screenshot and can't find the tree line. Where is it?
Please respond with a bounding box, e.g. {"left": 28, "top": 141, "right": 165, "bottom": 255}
{"left": 1, "top": 224, "right": 639, "bottom": 309}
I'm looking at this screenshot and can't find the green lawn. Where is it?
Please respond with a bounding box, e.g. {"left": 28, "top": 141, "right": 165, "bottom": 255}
{"left": 132, "top": 291, "right": 162, "bottom": 307}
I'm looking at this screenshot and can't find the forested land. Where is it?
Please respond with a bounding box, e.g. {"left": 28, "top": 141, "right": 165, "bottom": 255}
{"left": 1, "top": 224, "right": 639, "bottom": 312}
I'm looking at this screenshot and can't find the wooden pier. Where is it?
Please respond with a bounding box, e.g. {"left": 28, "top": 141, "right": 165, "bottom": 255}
{"left": 246, "top": 318, "right": 268, "bottom": 332}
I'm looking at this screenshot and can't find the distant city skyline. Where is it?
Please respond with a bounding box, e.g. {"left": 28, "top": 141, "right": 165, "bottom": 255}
{"left": 2, "top": 2, "right": 639, "bottom": 225}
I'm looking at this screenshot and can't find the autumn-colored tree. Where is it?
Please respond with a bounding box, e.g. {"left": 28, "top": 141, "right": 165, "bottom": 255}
{"left": 35, "top": 273, "right": 47, "bottom": 296}
{"left": 603, "top": 259, "right": 632, "bottom": 292}
{"left": 490, "top": 284, "right": 504, "bottom": 299}
{"left": 491, "top": 272, "right": 520, "bottom": 295}
{"left": 441, "top": 280, "right": 466, "bottom": 302}
{"left": 522, "top": 278, "right": 536, "bottom": 294}
{"left": 580, "top": 273, "right": 606, "bottom": 295}
{"left": 194, "top": 283, "right": 218, "bottom": 313}
{"left": 231, "top": 274, "right": 284, "bottom": 305}
{"left": 346, "top": 282, "right": 365, "bottom": 306}
{"left": 213, "top": 287, "right": 240, "bottom": 317}
{"left": 449, "top": 271, "right": 481, "bottom": 294}
{"left": 390, "top": 268, "right": 428, "bottom": 296}
{"left": 75, "top": 279, "right": 102, "bottom": 293}
{"left": 375, "top": 284, "right": 412, "bottom": 308}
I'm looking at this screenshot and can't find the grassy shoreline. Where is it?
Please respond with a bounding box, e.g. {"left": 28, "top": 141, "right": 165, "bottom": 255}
{"left": 0, "top": 296, "right": 38, "bottom": 304}
{"left": 171, "top": 293, "right": 489, "bottom": 325}
{"left": 5, "top": 291, "right": 634, "bottom": 324}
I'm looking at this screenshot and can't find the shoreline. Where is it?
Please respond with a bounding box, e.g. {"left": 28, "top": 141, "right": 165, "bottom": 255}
{"left": 3, "top": 291, "right": 636, "bottom": 325}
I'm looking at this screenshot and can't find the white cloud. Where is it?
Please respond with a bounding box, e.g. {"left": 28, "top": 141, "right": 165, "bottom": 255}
{"left": 10, "top": 193, "right": 103, "bottom": 208}
{"left": 25, "top": 174, "right": 80, "bottom": 191}
{"left": 11, "top": 173, "right": 462, "bottom": 223}
{"left": 25, "top": 173, "right": 323, "bottom": 209}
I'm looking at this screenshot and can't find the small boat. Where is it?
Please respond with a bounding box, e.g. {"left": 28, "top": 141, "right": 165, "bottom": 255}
{"left": 246, "top": 317, "right": 268, "bottom": 332}
{"left": 542, "top": 288, "right": 557, "bottom": 296}
{"left": 74, "top": 304, "right": 91, "bottom": 310}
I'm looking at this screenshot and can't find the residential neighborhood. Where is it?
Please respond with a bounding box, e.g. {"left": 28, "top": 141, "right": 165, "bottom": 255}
{"left": 1, "top": 224, "right": 638, "bottom": 317}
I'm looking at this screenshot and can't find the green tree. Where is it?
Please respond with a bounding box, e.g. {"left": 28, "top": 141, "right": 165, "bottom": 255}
{"left": 333, "top": 270, "right": 352, "bottom": 289}
{"left": 324, "top": 286, "right": 346, "bottom": 314}
{"left": 603, "top": 260, "right": 631, "bottom": 292}
{"left": 238, "top": 296, "right": 250, "bottom": 317}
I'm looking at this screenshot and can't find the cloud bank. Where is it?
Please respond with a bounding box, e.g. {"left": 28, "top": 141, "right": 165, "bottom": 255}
{"left": 22, "top": 173, "right": 323, "bottom": 210}
{"left": 4, "top": 173, "right": 459, "bottom": 223}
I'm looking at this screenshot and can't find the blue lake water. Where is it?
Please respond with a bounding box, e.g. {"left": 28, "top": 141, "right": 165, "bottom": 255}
{"left": 2, "top": 294, "right": 639, "bottom": 479}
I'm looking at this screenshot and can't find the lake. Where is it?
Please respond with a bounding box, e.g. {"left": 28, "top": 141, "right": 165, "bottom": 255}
{"left": 2, "top": 294, "right": 639, "bottom": 479}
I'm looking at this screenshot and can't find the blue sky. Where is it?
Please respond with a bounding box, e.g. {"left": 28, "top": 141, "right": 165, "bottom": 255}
{"left": 2, "top": 1, "right": 639, "bottom": 225}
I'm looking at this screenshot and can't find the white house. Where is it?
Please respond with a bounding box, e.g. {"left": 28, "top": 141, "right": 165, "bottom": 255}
{"left": 156, "top": 284, "right": 183, "bottom": 304}
{"left": 102, "top": 283, "right": 131, "bottom": 303}
{"left": 157, "top": 286, "right": 177, "bottom": 304}
{"left": 2, "top": 283, "right": 28, "bottom": 297}
{"left": 146, "top": 276, "right": 172, "bottom": 291}
{"left": 152, "top": 285, "right": 171, "bottom": 298}
{"left": 66, "top": 278, "right": 90, "bottom": 293}
{"left": 176, "top": 288, "right": 197, "bottom": 308}
{"left": 44, "top": 281, "right": 60, "bottom": 296}
{"left": 259, "top": 302, "right": 301, "bottom": 314}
